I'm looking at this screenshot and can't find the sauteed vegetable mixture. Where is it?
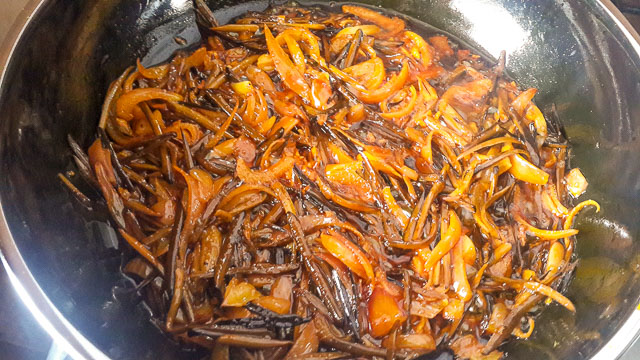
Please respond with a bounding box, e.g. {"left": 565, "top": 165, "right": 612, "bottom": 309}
{"left": 62, "top": 2, "right": 600, "bottom": 359}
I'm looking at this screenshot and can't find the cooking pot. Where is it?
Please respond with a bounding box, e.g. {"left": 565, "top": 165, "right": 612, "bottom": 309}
{"left": 2, "top": 0, "right": 640, "bottom": 359}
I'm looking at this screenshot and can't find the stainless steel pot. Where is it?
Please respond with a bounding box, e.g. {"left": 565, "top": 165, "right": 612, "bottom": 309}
{"left": 2, "top": 0, "right": 640, "bottom": 359}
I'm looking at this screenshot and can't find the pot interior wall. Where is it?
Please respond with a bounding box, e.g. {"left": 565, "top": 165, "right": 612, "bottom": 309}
{"left": 1, "top": 0, "right": 640, "bottom": 359}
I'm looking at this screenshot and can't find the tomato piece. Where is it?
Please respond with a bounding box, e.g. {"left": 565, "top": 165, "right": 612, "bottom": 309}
{"left": 349, "top": 61, "right": 409, "bottom": 104}
{"left": 252, "top": 296, "right": 290, "bottom": 314}
{"left": 222, "top": 278, "right": 262, "bottom": 307}
{"left": 565, "top": 168, "right": 588, "bottom": 197}
{"left": 382, "top": 333, "right": 436, "bottom": 351}
{"left": 367, "top": 282, "right": 406, "bottom": 337}
{"left": 443, "top": 297, "right": 464, "bottom": 321}
{"left": 344, "top": 57, "right": 386, "bottom": 90}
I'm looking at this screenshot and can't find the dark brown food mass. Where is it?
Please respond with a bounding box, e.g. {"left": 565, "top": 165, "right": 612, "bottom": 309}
{"left": 62, "top": 2, "right": 599, "bottom": 359}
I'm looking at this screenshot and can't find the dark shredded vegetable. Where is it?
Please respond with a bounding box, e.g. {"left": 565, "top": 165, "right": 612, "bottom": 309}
{"left": 60, "top": 2, "right": 601, "bottom": 359}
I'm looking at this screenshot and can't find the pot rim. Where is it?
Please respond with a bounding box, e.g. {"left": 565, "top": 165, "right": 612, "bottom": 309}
{"left": 585, "top": 0, "right": 640, "bottom": 356}
{"left": 0, "top": 1, "right": 110, "bottom": 358}
{"left": 0, "top": 1, "right": 639, "bottom": 359}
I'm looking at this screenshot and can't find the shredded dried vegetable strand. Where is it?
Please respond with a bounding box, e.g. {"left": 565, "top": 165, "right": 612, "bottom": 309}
{"left": 62, "top": 2, "right": 600, "bottom": 359}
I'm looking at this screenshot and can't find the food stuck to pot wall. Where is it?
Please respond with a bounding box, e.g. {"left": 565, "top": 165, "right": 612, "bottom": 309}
{"left": 59, "top": 2, "right": 600, "bottom": 359}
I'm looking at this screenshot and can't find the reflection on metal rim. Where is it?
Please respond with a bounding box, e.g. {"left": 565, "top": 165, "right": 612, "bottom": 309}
{"left": 593, "top": 309, "right": 640, "bottom": 360}
{"left": 590, "top": 2, "right": 640, "bottom": 357}
{"left": 451, "top": 0, "right": 528, "bottom": 58}
{"left": 0, "top": 0, "right": 110, "bottom": 359}
{"left": 597, "top": 0, "right": 640, "bottom": 58}
{"left": 0, "top": 254, "right": 108, "bottom": 360}
{"left": 0, "top": 0, "right": 640, "bottom": 359}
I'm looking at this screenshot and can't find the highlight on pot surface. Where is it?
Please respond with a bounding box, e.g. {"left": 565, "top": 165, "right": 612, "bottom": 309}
{"left": 58, "top": 2, "right": 599, "bottom": 359}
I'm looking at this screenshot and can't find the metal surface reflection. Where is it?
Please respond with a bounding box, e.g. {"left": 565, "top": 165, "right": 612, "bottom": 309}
{"left": 451, "top": 0, "right": 528, "bottom": 58}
